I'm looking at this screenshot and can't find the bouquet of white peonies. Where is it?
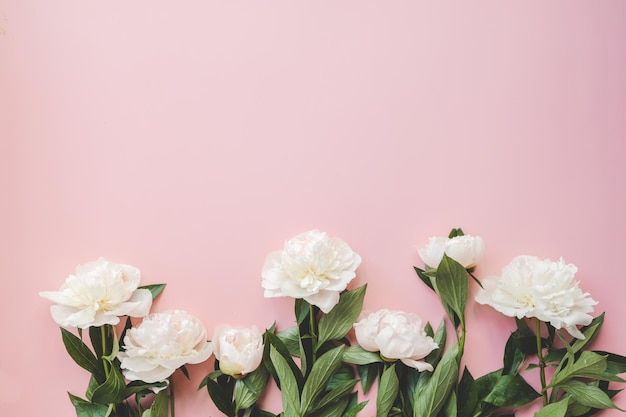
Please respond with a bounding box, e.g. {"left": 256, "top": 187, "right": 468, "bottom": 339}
{"left": 41, "top": 229, "right": 626, "bottom": 417}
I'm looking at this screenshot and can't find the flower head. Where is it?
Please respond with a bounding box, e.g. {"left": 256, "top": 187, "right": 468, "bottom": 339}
{"left": 213, "top": 325, "right": 264, "bottom": 378}
{"left": 354, "top": 309, "right": 438, "bottom": 371}
{"left": 261, "top": 229, "right": 362, "bottom": 313}
{"left": 475, "top": 255, "right": 597, "bottom": 339}
{"left": 39, "top": 257, "right": 152, "bottom": 328}
{"left": 118, "top": 310, "right": 213, "bottom": 386}
{"left": 418, "top": 235, "right": 484, "bottom": 269}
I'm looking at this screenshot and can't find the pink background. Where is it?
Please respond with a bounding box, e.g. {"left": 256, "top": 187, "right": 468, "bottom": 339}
{"left": 2, "top": 2, "right": 625, "bottom": 416}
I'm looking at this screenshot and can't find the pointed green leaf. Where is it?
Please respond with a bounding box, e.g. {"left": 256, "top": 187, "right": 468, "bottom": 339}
{"left": 343, "top": 345, "right": 382, "bottom": 365}
{"left": 457, "top": 368, "right": 477, "bottom": 417}
{"left": 277, "top": 326, "right": 302, "bottom": 358}
{"left": 307, "top": 396, "right": 349, "bottom": 417}
{"left": 377, "top": 364, "right": 399, "bottom": 417}
{"left": 300, "top": 346, "right": 344, "bottom": 414}
{"left": 234, "top": 365, "right": 269, "bottom": 411}
{"left": 357, "top": 362, "right": 382, "bottom": 395}
{"left": 424, "top": 320, "right": 446, "bottom": 368}
{"left": 559, "top": 380, "right": 625, "bottom": 411}
{"left": 138, "top": 284, "right": 166, "bottom": 300}
{"left": 61, "top": 328, "right": 103, "bottom": 380}
{"left": 535, "top": 397, "right": 569, "bottom": 417}
{"left": 68, "top": 392, "right": 112, "bottom": 417}
{"left": 90, "top": 364, "right": 127, "bottom": 405}
{"left": 550, "top": 351, "right": 608, "bottom": 388}
{"left": 413, "top": 343, "right": 459, "bottom": 417}
{"left": 433, "top": 255, "right": 468, "bottom": 327}
{"left": 318, "top": 285, "right": 366, "bottom": 347}
{"left": 342, "top": 400, "right": 369, "bottom": 417}
{"left": 205, "top": 377, "right": 234, "bottom": 417}
{"left": 309, "top": 379, "right": 358, "bottom": 412}
{"left": 483, "top": 374, "right": 540, "bottom": 407}
{"left": 598, "top": 351, "right": 626, "bottom": 375}
{"left": 264, "top": 330, "right": 304, "bottom": 390}
{"left": 270, "top": 346, "right": 301, "bottom": 417}
{"left": 414, "top": 266, "right": 436, "bottom": 292}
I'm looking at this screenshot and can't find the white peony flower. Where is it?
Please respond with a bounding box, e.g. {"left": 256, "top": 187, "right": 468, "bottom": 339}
{"left": 261, "top": 229, "right": 362, "bottom": 313}
{"left": 39, "top": 257, "right": 153, "bottom": 328}
{"left": 354, "top": 309, "right": 438, "bottom": 372}
{"left": 418, "top": 235, "right": 484, "bottom": 269}
{"left": 475, "top": 255, "right": 597, "bottom": 339}
{"left": 213, "top": 325, "right": 264, "bottom": 378}
{"left": 118, "top": 310, "right": 213, "bottom": 387}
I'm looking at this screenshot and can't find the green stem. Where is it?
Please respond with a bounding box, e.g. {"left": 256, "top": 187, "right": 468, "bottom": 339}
{"left": 169, "top": 376, "right": 175, "bottom": 417}
{"left": 309, "top": 304, "right": 317, "bottom": 356}
{"left": 535, "top": 319, "right": 548, "bottom": 407}
{"left": 101, "top": 325, "right": 110, "bottom": 378}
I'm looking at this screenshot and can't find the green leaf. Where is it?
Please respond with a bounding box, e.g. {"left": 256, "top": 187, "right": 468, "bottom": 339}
{"left": 138, "top": 284, "right": 166, "bottom": 300}
{"left": 318, "top": 285, "right": 366, "bottom": 347}
{"left": 377, "top": 364, "right": 399, "bottom": 417}
{"left": 90, "top": 363, "right": 127, "bottom": 405}
{"left": 234, "top": 365, "right": 269, "bottom": 411}
{"left": 535, "top": 398, "right": 569, "bottom": 417}
{"left": 482, "top": 374, "right": 540, "bottom": 407}
{"left": 441, "top": 390, "right": 457, "bottom": 417}
{"left": 326, "top": 364, "right": 355, "bottom": 391}
{"left": 124, "top": 380, "right": 167, "bottom": 397}
{"left": 413, "top": 343, "right": 459, "bottom": 417}
{"left": 550, "top": 351, "right": 608, "bottom": 388}
{"left": 270, "top": 345, "right": 301, "bottom": 417}
{"left": 457, "top": 368, "right": 477, "bottom": 417}
{"left": 308, "top": 396, "right": 350, "bottom": 417}
{"left": 559, "top": 380, "right": 625, "bottom": 411}
{"left": 277, "top": 326, "right": 302, "bottom": 358}
{"left": 342, "top": 400, "right": 369, "bottom": 417}
{"left": 503, "top": 330, "right": 526, "bottom": 375}
{"left": 599, "top": 351, "right": 626, "bottom": 375}
{"left": 295, "top": 298, "right": 311, "bottom": 326}
{"left": 357, "top": 362, "right": 382, "bottom": 395}
{"left": 414, "top": 266, "right": 436, "bottom": 292}
{"left": 89, "top": 326, "right": 105, "bottom": 359}
{"left": 61, "top": 328, "right": 103, "bottom": 380}
{"left": 300, "top": 346, "right": 344, "bottom": 414}
{"left": 512, "top": 318, "right": 540, "bottom": 356}
{"left": 264, "top": 330, "right": 304, "bottom": 390}
{"left": 145, "top": 389, "right": 168, "bottom": 417}
{"left": 343, "top": 345, "right": 382, "bottom": 365}
{"left": 309, "top": 379, "right": 358, "bottom": 413}
{"left": 204, "top": 377, "right": 234, "bottom": 417}
{"left": 68, "top": 392, "right": 112, "bottom": 417}
{"left": 433, "top": 255, "right": 468, "bottom": 328}
{"left": 424, "top": 320, "right": 447, "bottom": 368}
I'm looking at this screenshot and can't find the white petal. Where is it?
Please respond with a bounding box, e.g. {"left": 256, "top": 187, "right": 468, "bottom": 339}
{"left": 305, "top": 290, "right": 340, "bottom": 313}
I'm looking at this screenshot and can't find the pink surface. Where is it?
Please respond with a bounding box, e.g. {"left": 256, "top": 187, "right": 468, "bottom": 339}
{"left": 2, "top": 2, "right": 626, "bottom": 416}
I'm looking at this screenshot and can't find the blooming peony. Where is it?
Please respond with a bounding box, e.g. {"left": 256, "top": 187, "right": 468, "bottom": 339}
{"left": 354, "top": 309, "right": 438, "bottom": 371}
{"left": 475, "top": 255, "right": 597, "bottom": 339}
{"left": 213, "top": 325, "right": 264, "bottom": 378}
{"left": 261, "top": 229, "right": 362, "bottom": 313}
{"left": 418, "top": 235, "right": 484, "bottom": 269}
{"left": 118, "top": 310, "right": 213, "bottom": 387}
{"left": 39, "top": 257, "right": 153, "bottom": 328}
